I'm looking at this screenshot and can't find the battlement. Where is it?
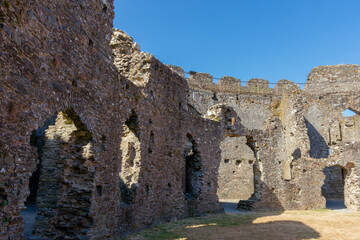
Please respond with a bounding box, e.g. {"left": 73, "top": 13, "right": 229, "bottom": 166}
{"left": 218, "top": 76, "right": 241, "bottom": 90}
{"left": 168, "top": 63, "right": 360, "bottom": 96}
{"left": 275, "top": 79, "right": 300, "bottom": 93}
{"left": 166, "top": 64, "right": 305, "bottom": 95}
{"left": 112, "top": 29, "right": 360, "bottom": 97}
{"left": 246, "top": 78, "right": 269, "bottom": 89}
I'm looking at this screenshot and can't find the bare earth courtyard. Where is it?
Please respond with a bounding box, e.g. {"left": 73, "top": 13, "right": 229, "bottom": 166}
{"left": 123, "top": 209, "right": 360, "bottom": 240}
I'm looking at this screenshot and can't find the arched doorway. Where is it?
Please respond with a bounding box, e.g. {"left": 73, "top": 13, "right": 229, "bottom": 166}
{"left": 21, "top": 108, "right": 95, "bottom": 239}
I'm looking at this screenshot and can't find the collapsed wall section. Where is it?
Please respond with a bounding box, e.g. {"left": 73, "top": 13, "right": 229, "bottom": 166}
{"left": 108, "top": 29, "right": 224, "bottom": 234}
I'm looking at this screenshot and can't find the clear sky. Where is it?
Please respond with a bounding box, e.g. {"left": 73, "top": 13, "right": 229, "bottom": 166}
{"left": 113, "top": 0, "right": 360, "bottom": 86}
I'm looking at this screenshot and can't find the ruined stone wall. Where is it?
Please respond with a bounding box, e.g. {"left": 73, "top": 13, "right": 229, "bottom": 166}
{"left": 109, "top": 32, "right": 224, "bottom": 234}
{"left": 0, "top": 1, "right": 120, "bottom": 238}
{"left": 169, "top": 64, "right": 360, "bottom": 211}
{"left": 0, "top": 2, "right": 223, "bottom": 239}
{"left": 217, "top": 136, "right": 255, "bottom": 200}
{"left": 2, "top": 1, "right": 360, "bottom": 238}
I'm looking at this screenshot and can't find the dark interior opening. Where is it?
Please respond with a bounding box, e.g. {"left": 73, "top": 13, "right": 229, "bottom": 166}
{"left": 184, "top": 134, "right": 203, "bottom": 199}
{"left": 321, "top": 165, "right": 346, "bottom": 209}
{"left": 22, "top": 115, "right": 56, "bottom": 238}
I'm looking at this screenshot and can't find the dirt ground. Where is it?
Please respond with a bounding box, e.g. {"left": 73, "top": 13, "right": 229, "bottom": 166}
{"left": 123, "top": 209, "right": 360, "bottom": 240}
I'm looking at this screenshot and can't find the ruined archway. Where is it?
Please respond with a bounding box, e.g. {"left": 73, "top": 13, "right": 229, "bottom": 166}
{"left": 119, "top": 110, "right": 141, "bottom": 204}
{"left": 184, "top": 134, "right": 203, "bottom": 199}
{"left": 21, "top": 108, "right": 95, "bottom": 239}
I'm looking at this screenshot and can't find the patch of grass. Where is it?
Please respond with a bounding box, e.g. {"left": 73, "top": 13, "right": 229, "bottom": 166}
{"left": 198, "top": 214, "right": 253, "bottom": 227}
{"left": 312, "top": 208, "right": 330, "bottom": 212}
{"left": 142, "top": 229, "right": 181, "bottom": 240}
{"left": 124, "top": 210, "right": 360, "bottom": 240}
{"left": 123, "top": 214, "right": 259, "bottom": 239}
{"left": 125, "top": 224, "right": 183, "bottom": 240}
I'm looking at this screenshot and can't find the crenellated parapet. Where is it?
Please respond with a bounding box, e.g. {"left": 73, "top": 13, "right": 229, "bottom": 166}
{"left": 244, "top": 78, "right": 271, "bottom": 93}
{"left": 218, "top": 76, "right": 241, "bottom": 92}
{"left": 274, "top": 79, "right": 300, "bottom": 93}
{"left": 166, "top": 64, "right": 307, "bottom": 95}
{"left": 188, "top": 71, "right": 214, "bottom": 88}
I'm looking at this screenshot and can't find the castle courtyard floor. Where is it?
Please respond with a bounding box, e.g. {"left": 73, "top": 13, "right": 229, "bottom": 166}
{"left": 123, "top": 206, "right": 360, "bottom": 240}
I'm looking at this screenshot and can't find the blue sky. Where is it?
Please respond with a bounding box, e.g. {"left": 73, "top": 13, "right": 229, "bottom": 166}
{"left": 113, "top": 0, "right": 360, "bottom": 86}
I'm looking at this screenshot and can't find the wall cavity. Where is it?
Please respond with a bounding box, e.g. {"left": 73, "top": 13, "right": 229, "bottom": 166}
{"left": 24, "top": 108, "right": 95, "bottom": 239}
{"left": 119, "top": 111, "right": 141, "bottom": 204}
{"left": 217, "top": 136, "right": 255, "bottom": 200}
{"left": 184, "top": 134, "right": 203, "bottom": 199}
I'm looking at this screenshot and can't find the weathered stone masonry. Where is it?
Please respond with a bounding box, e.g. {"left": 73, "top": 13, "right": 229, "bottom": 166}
{"left": 0, "top": 1, "right": 223, "bottom": 239}
{"left": 170, "top": 64, "right": 360, "bottom": 211}
{"left": 1, "top": 0, "right": 360, "bottom": 239}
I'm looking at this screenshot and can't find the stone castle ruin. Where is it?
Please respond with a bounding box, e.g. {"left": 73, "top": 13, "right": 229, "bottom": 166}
{"left": 0, "top": 1, "right": 360, "bottom": 239}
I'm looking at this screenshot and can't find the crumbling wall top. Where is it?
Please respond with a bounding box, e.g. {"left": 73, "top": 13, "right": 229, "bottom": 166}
{"left": 167, "top": 65, "right": 185, "bottom": 77}
{"left": 188, "top": 71, "right": 214, "bottom": 88}
{"left": 246, "top": 78, "right": 269, "bottom": 89}
{"left": 111, "top": 29, "right": 141, "bottom": 55}
{"left": 306, "top": 64, "right": 360, "bottom": 95}
{"left": 274, "top": 79, "right": 300, "bottom": 93}
{"left": 218, "top": 76, "right": 241, "bottom": 90}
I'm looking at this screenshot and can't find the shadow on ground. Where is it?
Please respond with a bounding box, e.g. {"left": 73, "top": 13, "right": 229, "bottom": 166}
{"left": 214, "top": 200, "right": 321, "bottom": 240}
{"left": 182, "top": 217, "right": 321, "bottom": 240}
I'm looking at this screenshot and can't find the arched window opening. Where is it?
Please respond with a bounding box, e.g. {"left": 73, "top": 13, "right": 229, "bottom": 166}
{"left": 342, "top": 109, "right": 357, "bottom": 117}
{"left": 148, "top": 131, "right": 154, "bottom": 154}
{"left": 212, "top": 92, "right": 218, "bottom": 101}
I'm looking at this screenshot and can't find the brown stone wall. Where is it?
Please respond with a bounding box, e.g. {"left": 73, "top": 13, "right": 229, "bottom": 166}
{"left": 0, "top": 1, "right": 120, "bottom": 238}
{"left": 0, "top": 2, "right": 223, "bottom": 239}
{"left": 2, "top": 0, "right": 360, "bottom": 239}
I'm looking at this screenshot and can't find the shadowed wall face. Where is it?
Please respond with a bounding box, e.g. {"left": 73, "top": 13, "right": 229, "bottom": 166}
{"left": 184, "top": 134, "right": 203, "bottom": 199}
{"left": 322, "top": 166, "right": 345, "bottom": 200}
{"left": 0, "top": 1, "right": 225, "bottom": 239}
